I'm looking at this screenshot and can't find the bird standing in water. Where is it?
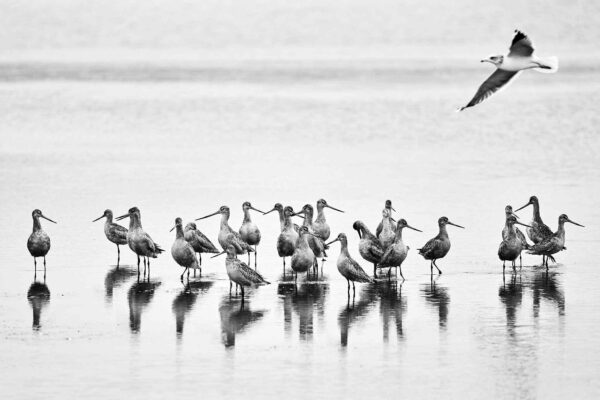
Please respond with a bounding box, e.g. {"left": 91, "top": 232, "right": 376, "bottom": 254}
{"left": 377, "top": 208, "right": 396, "bottom": 251}
{"left": 297, "top": 204, "right": 328, "bottom": 275}
{"left": 116, "top": 207, "right": 164, "bottom": 277}
{"left": 353, "top": 220, "right": 384, "bottom": 278}
{"left": 171, "top": 218, "right": 201, "bottom": 281}
{"left": 379, "top": 219, "right": 422, "bottom": 280}
{"left": 376, "top": 200, "right": 396, "bottom": 238}
{"left": 268, "top": 206, "right": 300, "bottom": 274}
{"left": 214, "top": 244, "right": 270, "bottom": 301}
{"left": 313, "top": 199, "right": 344, "bottom": 242}
{"left": 27, "top": 209, "right": 56, "bottom": 278}
{"left": 93, "top": 209, "right": 128, "bottom": 266}
{"left": 502, "top": 205, "right": 531, "bottom": 268}
{"left": 514, "top": 196, "right": 556, "bottom": 266}
{"left": 183, "top": 222, "right": 219, "bottom": 273}
{"left": 528, "top": 214, "right": 584, "bottom": 270}
{"left": 239, "top": 201, "right": 265, "bottom": 269}
{"left": 291, "top": 226, "right": 318, "bottom": 281}
{"left": 498, "top": 215, "right": 532, "bottom": 272}
{"left": 418, "top": 217, "right": 464, "bottom": 275}
{"left": 197, "top": 206, "right": 254, "bottom": 256}
{"left": 326, "top": 233, "right": 373, "bottom": 294}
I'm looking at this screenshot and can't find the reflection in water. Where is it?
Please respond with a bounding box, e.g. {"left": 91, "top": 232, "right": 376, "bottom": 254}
{"left": 498, "top": 274, "right": 523, "bottom": 338}
{"left": 278, "top": 279, "right": 329, "bottom": 341}
{"left": 127, "top": 278, "right": 161, "bottom": 334}
{"left": 172, "top": 280, "right": 214, "bottom": 339}
{"left": 219, "top": 295, "right": 265, "bottom": 348}
{"left": 530, "top": 271, "right": 565, "bottom": 317}
{"left": 27, "top": 279, "right": 50, "bottom": 331}
{"left": 421, "top": 277, "right": 450, "bottom": 329}
{"left": 376, "top": 282, "right": 407, "bottom": 342}
{"left": 338, "top": 284, "right": 377, "bottom": 347}
{"left": 104, "top": 265, "right": 137, "bottom": 303}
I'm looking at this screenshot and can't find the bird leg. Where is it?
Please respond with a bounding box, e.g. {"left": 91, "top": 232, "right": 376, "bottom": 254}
{"left": 147, "top": 258, "right": 151, "bottom": 277}
{"left": 503, "top": 261, "right": 505, "bottom": 273}
{"left": 430, "top": 260, "right": 433, "bottom": 276}
{"left": 433, "top": 260, "right": 442, "bottom": 274}
{"left": 248, "top": 252, "right": 251, "bottom": 266}
{"left": 352, "top": 281, "right": 356, "bottom": 296}
{"left": 180, "top": 268, "right": 187, "bottom": 282}
{"left": 399, "top": 266, "right": 405, "bottom": 281}
{"left": 33, "top": 257, "right": 37, "bottom": 278}
{"left": 255, "top": 246, "right": 258, "bottom": 270}
{"left": 187, "top": 268, "right": 190, "bottom": 280}
{"left": 229, "top": 280, "right": 232, "bottom": 296}
{"left": 373, "top": 263, "right": 377, "bottom": 278}
{"left": 519, "top": 254, "right": 522, "bottom": 270}
{"left": 387, "top": 267, "right": 392, "bottom": 281}
{"left": 117, "top": 245, "right": 120, "bottom": 268}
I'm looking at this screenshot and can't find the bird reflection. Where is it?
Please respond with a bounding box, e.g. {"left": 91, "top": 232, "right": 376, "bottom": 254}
{"left": 172, "top": 280, "right": 214, "bottom": 339}
{"left": 376, "top": 281, "right": 406, "bottom": 342}
{"left": 219, "top": 295, "right": 265, "bottom": 348}
{"left": 104, "top": 265, "right": 137, "bottom": 303}
{"left": 338, "top": 283, "right": 377, "bottom": 347}
{"left": 530, "top": 271, "right": 565, "bottom": 317}
{"left": 127, "top": 277, "right": 161, "bottom": 334}
{"left": 499, "top": 273, "right": 523, "bottom": 338}
{"left": 278, "top": 279, "right": 329, "bottom": 341}
{"left": 421, "top": 277, "right": 450, "bottom": 329}
{"left": 27, "top": 278, "right": 50, "bottom": 331}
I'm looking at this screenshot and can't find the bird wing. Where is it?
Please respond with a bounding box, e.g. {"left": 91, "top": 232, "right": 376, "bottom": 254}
{"left": 368, "top": 240, "right": 384, "bottom": 260}
{"left": 375, "top": 221, "right": 383, "bottom": 238}
{"left": 528, "top": 237, "right": 557, "bottom": 254}
{"left": 508, "top": 30, "right": 534, "bottom": 57}
{"left": 418, "top": 237, "right": 441, "bottom": 258}
{"left": 460, "top": 69, "right": 519, "bottom": 111}
{"left": 108, "top": 224, "right": 128, "bottom": 241}
{"left": 195, "top": 230, "right": 219, "bottom": 253}
{"left": 239, "top": 263, "right": 270, "bottom": 285}
{"left": 347, "top": 257, "right": 373, "bottom": 283}
{"left": 379, "top": 246, "right": 395, "bottom": 266}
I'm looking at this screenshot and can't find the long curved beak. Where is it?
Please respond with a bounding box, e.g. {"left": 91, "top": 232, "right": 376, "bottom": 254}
{"left": 390, "top": 207, "right": 396, "bottom": 212}
{"left": 263, "top": 208, "right": 276, "bottom": 215}
{"left": 407, "top": 224, "right": 422, "bottom": 232}
{"left": 196, "top": 210, "right": 220, "bottom": 221}
{"left": 514, "top": 202, "right": 531, "bottom": 213}
{"left": 516, "top": 221, "right": 532, "bottom": 228}
{"left": 292, "top": 212, "right": 305, "bottom": 218}
{"left": 325, "top": 204, "right": 344, "bottom": 213}
{"left": 250, "top": 206, "right": 266, "bottom": 214}
{"left": 41, "top": 214, "right": 57, "bottom": 224}
{"left": 92, "top": 215, "right": 104, "bottom": 222}
{"left": 169, "top": 225, "right": 176, "bottom": 232}
{"left": 567, "top": 218, "right": 584, "bottom": 227}
{"left": 211, "top": 251, "right": 226, "bottom": 258}
{"left": 115, "top": 213, "right": 130, "bottom": 221}
{"left": 480, "top": 59, "right": 493, "bottom": 64}
{"left": 325, "top": 238, "right": 340, "bottom": 246}
{"left": 510, "top": 212, "right": 520, "bottom": 219}
{"left": 448, "top": 221, "right": 465, "bottom": 229}
{"left": 390, "top": 217, "right": 397, "bottom": 223}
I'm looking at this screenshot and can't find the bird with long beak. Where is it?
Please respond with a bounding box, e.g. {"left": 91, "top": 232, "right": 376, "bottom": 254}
{"left": 183, "top": 222, "right": 219, "bottom": 273}
{"left": 502, "top": 205, "right": 533, "bottom": 268}
{"left": 296, "top": 204, "right": 328, "bottom": 275}
{"left": 528, "top": 214, "right": 584, "bottom": 270}
{"left": 379, "top": 219, "right": 422, "bottom": 280}
{"left": 460, "top": 30, "right": 558, "bottom": 111}
{"left": 93, "top": 209, "right": 128, "bottom": 266}
{"left": 313, "top": 198, "right": 344, "bottom": 242}
{"left": 263, "top": 203, "right": 285, "bottom": 231}
{"left": 27, "top": 209, "right": 57, "bottom": 278}
{"left": 377, "top": 208, "right": 396, "bottom": 251}
{"left": 498, "top": 215, "right": 532, "bottom": 272}
{"left": 267, "top": 206, "right": 300, "bottom": 275}
{"left": 418, "top": 217, "right": 464, "bottom": 275}
{"left": 326, "top": 233, "right": 373, "bottom": 294}
{"left": 212, "top": 244, "right": 269, "bottom": 301}
{"left": 239, "top": 201, "right": 266, "bottom": 269}
{"left": 352, "top": 220, "right": 384, "bottom": 278}
{"left": 376, "top": 200, "right": 396, "bottom": 238}
{"left": 116, "top": 207, "right": 164, "bottom": 276}
{"left": 170, "top": 218, "right": 200, "bottom": 281}
{"left": 196, "top": 205, "right": 254, "bottom": 256}
{"left": 291, "top": 226, "right": 319, "bottom": 281}
{"left": 514, "top": 196, "right": 557, "bottom": 266}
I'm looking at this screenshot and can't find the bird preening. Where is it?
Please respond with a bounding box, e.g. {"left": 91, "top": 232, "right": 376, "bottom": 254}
{"left": 459, "top": 30, "right": 558, "bottom": 111}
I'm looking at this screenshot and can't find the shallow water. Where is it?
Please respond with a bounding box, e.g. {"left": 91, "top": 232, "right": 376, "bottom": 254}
{"left": 2, "top": 2, "right": 600, "bottom": 399}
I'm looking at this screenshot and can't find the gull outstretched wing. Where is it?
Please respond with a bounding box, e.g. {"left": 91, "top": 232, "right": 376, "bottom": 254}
{"left": 460, "top": 69, "right": 519, "bottom": 111}
{"left": 508, "top": 30, "right": 535, "bottom": 57}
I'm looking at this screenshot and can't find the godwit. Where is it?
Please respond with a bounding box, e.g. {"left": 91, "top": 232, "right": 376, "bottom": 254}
{"left": 352, "top": 220, "right": 384, "bottom": 278}
{"left": 291, "top": 226, "right": 318, "bottom": 281}
{"left": 379, "top": 219, "right": 422, "bottom": 280}
{"left": 377, "top": 208, "right": 396, "bottom": 251}
{"left": 514, "top": 196, "right": 556, "bottom": 265}
{"left": 528, "top": 214, "right": 584, "bottom": 270}
{"left": 298, "top": 204, "right": 328, "bottom": 274}
{"left": 27, "top": 209, "right": 56, "bottom": 278}
{"left": 116, "top": 207, "right": 164, "bottom": 276}
{"left": 263, "top": 203, "right": 285, "bottom": 230}
{"left": 326, "top": 233, "right": 373, "bottom": 293}
{"left": 183, "top": 222, "right": 219, "bottom": 272}
{"left": 313, "top": 198, "right": 344, "bottom": 241}
{"left": 239, "top": 201, "right": 265, "bottom": 268}
{"left": 214, "top": 244, "right": 270, "bottom": 301}
{"left": 93, "top": 209, "right": 128, "bottom": 266}
{"left": 418, "top": 217, "right": 464, "bottom": 275}
{"left": 269, "top": 206, "right": 300, "bottom": 274}
{"left": 376, "top": 200, "right": 396, "bottom": 237}
{"left": 498, "top": 215, "right": 532, "bottom": 272}
{"left": 170, "top": 218, "right": 201, "bottom": 281}
{"left": 502, "top": 205, "right": 531, "bottom": 268}
{"left": 196, "top": 205, "right": 254, "bottom": 256}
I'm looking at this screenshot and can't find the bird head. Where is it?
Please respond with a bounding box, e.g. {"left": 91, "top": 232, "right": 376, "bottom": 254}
{"left": 481, "top": 55, "right": 504, "bottom": 66}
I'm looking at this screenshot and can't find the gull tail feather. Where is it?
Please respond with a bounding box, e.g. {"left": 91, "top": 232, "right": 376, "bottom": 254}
{"left": 534, "top": 56, "right": 558, "bottom": 73}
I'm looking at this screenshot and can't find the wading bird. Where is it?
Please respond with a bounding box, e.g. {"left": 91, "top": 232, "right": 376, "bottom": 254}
{"left": 313, "top": 198, "right": 344, "bottom": 241}
{"left": 183, "top": 222, "right": 219, "bottom": 272}
{"left": 326, "top": 233, "right": 373, "bottom": 294}
{"left": 171, "top": 218, "right": 201, "bottom": 281}
{"left": 460, "top": 30, "right": 558, "bottom": 111}
{"left": 379, "top": 219, "right": 422, "bottom": 280}
{"left": 27, "top": 209, "right": 56, "bottom": 278}
{"left": 93, "top": 209, "right": 128, "bottom": 266}
{"left": 514, "top": 196, "right": 556, "bottom": 265}
{"left": 353, "top": 220, "right": 384, "bottom": 278}
{"left": 297, "top": 204, "right": 328, "bottom": 274}
{"left": 291, "top": 226, "right": 318, "bottom": 281}
{"left": 268, "top": 206, "right": 300, "bottom": 274}
{"left": 196, "top": 206, "right": 254, "bottom": 256}
{"left": 214, "top": 244, "right": 269, "bottom": 301}
{"left": 502, "top": 205, "right": 530, "bottom": 268}
{"left": 239, "top": 201, "right": 265, "bottom": 268}
{"left": 498, "top": 215, "right": 532, "bottom": 272}
{"left": 116, "top": 207, "right": 164, "bottom": 276}
{"left": 528, "top": 214, "right": 584, "bottom": 269}
{"left": 418, "top": 217, "right": 464, "bottom": 274}
{"left": 376, "top": 200, "right": 396, "bottom": 237}
{"left": 377, "top": 208, "right": 396, "bottom": 251}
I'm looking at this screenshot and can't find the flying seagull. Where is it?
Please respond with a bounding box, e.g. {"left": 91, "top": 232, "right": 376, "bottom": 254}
{"left": 459, "top": 30, "right": 558, "bottom": 111}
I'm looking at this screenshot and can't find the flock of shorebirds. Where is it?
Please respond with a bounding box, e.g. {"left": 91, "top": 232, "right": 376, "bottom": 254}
{"left": 27, "top": 196, "right": 583, "bottom": 299}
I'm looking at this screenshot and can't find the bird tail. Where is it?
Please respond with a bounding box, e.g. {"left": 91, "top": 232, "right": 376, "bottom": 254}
{"left": 535, "top": 56, "right": 558, "bottom": 73}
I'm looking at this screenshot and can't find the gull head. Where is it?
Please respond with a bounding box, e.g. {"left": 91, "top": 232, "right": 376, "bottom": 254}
{"left": 481, "top": 55, "right": 504, "bottom": 66}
